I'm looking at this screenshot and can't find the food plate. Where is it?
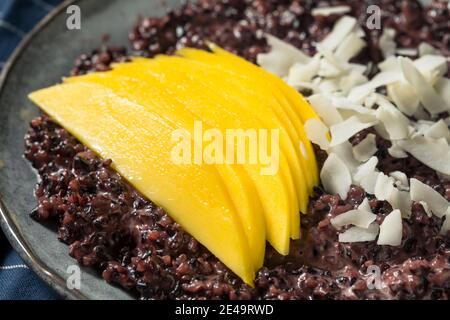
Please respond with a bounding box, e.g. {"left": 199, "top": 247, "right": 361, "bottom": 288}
{"left": 0, "top": 0, "right": 185, "bottom": 300}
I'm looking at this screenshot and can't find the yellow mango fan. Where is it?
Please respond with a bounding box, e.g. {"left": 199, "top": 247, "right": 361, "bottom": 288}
{"left": 28, "top": 47, "right": 319, "bottom": 285}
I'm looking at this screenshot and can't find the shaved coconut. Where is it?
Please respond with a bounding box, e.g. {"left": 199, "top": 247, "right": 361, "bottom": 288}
{"left": 305, "top": 118, "right": 330, "bottom": 150}
{"left": 414, "top": 55, "right": 448, "bottom": 79}
{"left": 410, "top": 178, "right": 450, "bottom": 218}
{"left": 317, "top": 79, "right": 340, "bottom": 94}
{"left": 331, "top": 96, "right": 373, "bottom": 115}
{"left": 375, "top": 98, "right": 410, "bottom": 140}
{"left": 339, "top": 71, "right": 369, "bottom": 95}
{"left": 364, "top": 93, "right": 379, "bottom": 109}
{"left": 419, "top": 43, "right": 440, "bottom": 56}
{"left": 435, "top": 78, "right": 450, "bottom": 107}
{"left": 396, "top": 48, "right": 418, "bottom": 57}
{"left": 379, "top": 28, "right": 396, "bottom": 58}
{"left": 331, "top": 208, "right": 377, "bottom": 229}
{"left": 360, "top": 172, "right": 379, "bottom": 194}
{"left": 397, "top": 136, "right": 450, "bottom": 176}
{"left": 320, "top": 153, "right": 352, "bottom": 200}
{"left": 424, "top": 119, "right": 450, "bottom": 141}
{"left": 353, "top": 133, "right": 377, "bottom": 162}
{"left": 388, "top": 188, "right": 412, "bottom": 218}
{"left": 374, "top": 172, "right": 395, "bottom": 201}
{"left": 257, "top": 35, "right": 310, "bottom": 77}
{"left": 358, "top": 198, "right": 372, "bottom": 213}
{"left": 320, "top": 16, "right": 357, "bottom": 51}
{"left": 287, "top": 55, "right": 321, "bottom": 84}
{"left": 387, "top": 81, "right": 420, "bottom": 116}
{"left": 378, "top": 56, "right": 399, "bottom": 72}
{"left": 318, "top": 57, "right": 345, "bottom": 78}
{"left": 329, "top": 141, "right": 360, "bottom": 173}
{"left": 335, "top": 32, "right": 366, "bottom": 62}
{"left": 400, "top": 57, "right": 448, "bottom": 115}
{"left": 377, "top": 210, "right": 402, "bottom": 246}
{"left": 329, "top": 114, "right": 378, "bottom": 147}
{"left": 388, "top": 142, "right": 408, "bottom": 158}
{"left": 412, "top": 105, "right": 432, "bottom": 121}
{"left": 354, "top": 156, "right": 378, "bottom": 183}
{"left": 307, "top": 94, "right": 343, "bottom": 126}
{"left": 312, "top": 5, "right": 351, "bottom": 16}
{"left": 419, "top": 201, "right": 433, "bottom": 217}
{"left": 348, "top": 71, "right": 400, "bottom": 102}
{"left": 339, "top": 223, "right": 379, "bottom": 243}
{"left": 440, "top": 210, "right": 450, "bottom": 235}
{"left": 389, "top": 171, "right": 409, "bottom": 190}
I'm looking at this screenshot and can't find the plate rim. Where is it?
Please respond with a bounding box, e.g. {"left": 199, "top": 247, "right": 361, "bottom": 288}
{"left": 0, "top": 0, "right": 87, "bottom": 300}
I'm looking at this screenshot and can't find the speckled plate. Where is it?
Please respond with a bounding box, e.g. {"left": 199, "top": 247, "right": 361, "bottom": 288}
{"left": 0, "top": 0, "right": 185, "bottom": 300}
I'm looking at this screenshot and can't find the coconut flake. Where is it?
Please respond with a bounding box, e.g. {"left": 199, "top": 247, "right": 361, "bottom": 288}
{"left": 387, "top": 81, "right": 420, "bottom": 116}
{"left": 377, "top": 210, "right": 402, "bottom": 246}
{"left": 389, "top": 171, "right": 409, "bottom": 190}
{"left": 375, "top": 97, "right": 410, "bottom": 140}
{"left": 331, "top": 207, "right": 377, "bottom": 229}
{"left": 397, "top": 136, "right": 450, "bottom": 176}
{"left": 320, "top": 153, "right": 352, "bottom": 200}
{"left": 311, "top": 6, "right": 351, "bottom": 16}
{"left": 335, "top": 32, "right": 366, "bottom": 62}
{"left": 329, "top": 114, "right": 378, "bottom": 147}
{"left": 419, "top": 43, "right": 440, "bottom": 56}
{"left": 374, "top": 172, "right": 395, "bottom": 201}
{"left": 320, "top": 16, "right": 358, "bottom": 51}
{"left": 339, "top": 223, "right": 379, "bottom": 243}
{"left": 305, "top": 118, "right": 330, "bottom": 150}
{"left": 399, "top": 57, "right": 448, "bottom": 115}
{"left": 410, "top": 178, "right": 450, "bottom": 218}
{"left": 435, "top": 78, "right": 450, "bottom": 107}
{"left": 287, "top": 54, "right": 321, "bottom": 84}
{"left": 396, "top": 48, "right": 418, "bottom": 57}
{"left": 388, "top": 188, "right": 412, "bottom": 218}
{"left": 414, "top": 55, "right": 448, "bottom": 80}
{"left": 424, "top": 119, "right": 450, "bottom": 141}
{"left": 329, "top": 141, "right": 360, "bottom": 173}
{"left": 354, "top": 156, "right": 378, "bottom": 183}
{"left": 379, "top": 28, "right": 396, "bottom": 58}
{"left": 388, "top": 141, "right": 409, "bottom": 158}
{"left": 353, "top": 133, "right": 377, "bottom": 162}
{"left": 307, "top": 94, "right": 343, "bottom": 126}
{"left": 348, "top": 71, "right": 400, "bottom": 102}
{"left": 257, "top": 35, "right": 311, "bottom": 77}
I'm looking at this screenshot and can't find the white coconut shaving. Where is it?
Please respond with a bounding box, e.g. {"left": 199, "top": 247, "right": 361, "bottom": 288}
{"left": 320, "top": 153, "right": 352, "bottom": 200}
{"left": 377, "top": 210, "right": 402, "bottom": 246}
{"left": 424, "top": 119, "right": 450, "bottom": 141}
{"left": 320, "top": 16, "right": 358, "bottom": 51}
{"left": 410, "top": 178, "right": 450, "bottom": 218}
{"left": 374, "top": 172, "right": 395, "bottom": 201}
{"left": 353, "top": 156, "right": 378, "bottom": 184}
{"left": 353, "top": 133, "right": 377, "bottom": 162}
{"left": 397, "top": 136, "right": 450, "bottom": 176}
{"left": 304, "top": 118, "right": 330, "bottom": 150}
{"left": 388, "top": 142, "right": 408, "bottom": 159}
{"left": 400, "top": 57, "right": 448, "bottom": 115}
{"left": 375, "top": 98, "right": 410, "bottom": 140}
{"left": 306, "top": 94, "right": 343, "bottom": 126}
{"left": 388, "top": 188, "right": 412, "bottom": 218}
{"left": 386, "top": 81, "right": 420, "bottom": 116}
{"left": 339, "top": 223, "right": 379, "bottom": 243}
{"left": 329, "top": 115, "right": 378, "bottom": 147}
{"left": 311, "top": 5, "right": 351, "bottom": 16}
{"left": 257, "top": 34, "right": 310, "bottom": 77}
{"left": 331, "top": 198, "right": 377, "bottom": 229}
{"left": 379, "top": 28, "right": 396, "bottom": 58}
{"left": 419, "top": 43, "right": 440, "bottom": 56}
{"left": 389, "top": 171, "right": 409, "bottom": 191}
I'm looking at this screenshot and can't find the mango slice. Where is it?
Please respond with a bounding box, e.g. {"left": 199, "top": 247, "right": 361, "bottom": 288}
{"left": 67, "top": 70, "right": 292, "bottom": 254}
{"left": 29, "top": 82, "right": 256, "bottom": 284}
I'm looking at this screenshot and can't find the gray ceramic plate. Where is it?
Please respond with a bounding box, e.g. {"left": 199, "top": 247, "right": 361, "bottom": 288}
{"left": 0, "top": 0, "right": 185, "bottom": 300}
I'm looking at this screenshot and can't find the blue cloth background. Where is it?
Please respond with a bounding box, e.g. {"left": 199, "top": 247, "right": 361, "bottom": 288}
{"left": 0, "top": 0, "right": 63, "bottom": 300}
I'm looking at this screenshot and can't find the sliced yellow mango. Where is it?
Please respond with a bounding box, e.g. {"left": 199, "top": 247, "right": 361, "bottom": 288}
{"left": 67, "top": 71, "right": 292, "bottom": 254}
{"left": 29, "top": 81, "right": 256, "bottom": 284}
{"left": 178, "top": 46, "right": 319, "bottom": 190}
